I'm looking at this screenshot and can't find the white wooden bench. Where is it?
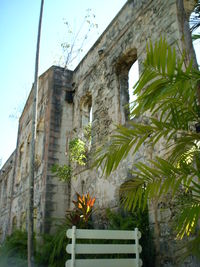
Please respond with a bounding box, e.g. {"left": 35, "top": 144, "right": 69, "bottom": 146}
{"left": 66, "top": 226, "right": 142, "bottom": 267}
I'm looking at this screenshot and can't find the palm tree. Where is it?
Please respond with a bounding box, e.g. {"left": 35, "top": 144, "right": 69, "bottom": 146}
{"left": 94, "top": 37, "right": 200, "bottom": 261}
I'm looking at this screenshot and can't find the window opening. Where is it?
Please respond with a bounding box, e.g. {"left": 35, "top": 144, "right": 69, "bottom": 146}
{"left": 20, "top": 212, "right": 26, "bottom": 231}
{"left": 128, "top": 60, "right": 139, "bottom": 118}
{"left": 89, "top": 106, "right": 93, "bottom": 124}
{"left": 81, "top": 100, "right": 92, "bottom": 128}
{"left": 116, "top": 50, "right": 138, "bottom": 123}
{"left": 3, "top": 179, "right": 7, "bottom": 206}
{"left": 33, "top": 207, "right": 37, "bottom": 232}
{"left": 12, "top": 216, "right": 17, "bottom": 231}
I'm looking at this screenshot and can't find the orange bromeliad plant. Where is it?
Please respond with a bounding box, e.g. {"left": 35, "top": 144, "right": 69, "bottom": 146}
{"left": 73, "top": 192, "right": 95, "bottom": 223}
{"left": 67, "top": 192, "right": 95, "bottom": 228}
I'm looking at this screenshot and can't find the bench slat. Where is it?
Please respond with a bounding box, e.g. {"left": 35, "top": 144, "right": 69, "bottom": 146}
{"left": 66, "top": 258, "right": 143, "bottom": 267}
{"left": 67, "top": 243, "right": 142, "bottom": 254}
{"left": 67, "top": 228, "right": 141, "bottom": 240}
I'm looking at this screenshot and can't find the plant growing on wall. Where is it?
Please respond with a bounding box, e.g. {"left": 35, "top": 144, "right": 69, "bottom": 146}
{"left": 69, "top": 138, "right": 87, "bottom": 166}
{"left": 51, "top": 135, "right": 90, "bottom": 181}
{"left": 51, "top": 164, "right": 72, "bottom": 182}
{"left": 61, "top": 9, "right": 98, "bottom": 70}
{"left": 84, "top": 122, "right": 92, "bottom": 141}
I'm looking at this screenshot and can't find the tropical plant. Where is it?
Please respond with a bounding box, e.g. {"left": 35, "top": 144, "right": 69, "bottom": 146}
{"left": 69, "top": 138, "right": 87, "bottom": 166}
{"left": 84, "top": 122, "right": 92, "bottom": 141}
{"left": 105, "top": 208, "right": 155, "bottom": 267}
{"left": 35, "top": 220, "right": 70, "bottom": 267}
{"left": 51, "top": 164, "right": 72, "bottom": 182}
{"left": 36, "top": 192, "right": 95, "bottom": 266}
{"left": 94, "top": 37, "right": 200, "bottom": 259}
{"left": 67, "top": 192, "right": 95, "bottom": 228}
{"left": 0, "top": 230, "right": 29, "bottom": 267}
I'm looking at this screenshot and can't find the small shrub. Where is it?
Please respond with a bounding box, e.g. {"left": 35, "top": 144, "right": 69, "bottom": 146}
{"left": 105, "top": 208, "right": 156, "bottom": 267}
{"left": 35, "top": 220, "right": 70, "bottom": 267}
{"left": 69, "top": 138, "right": 86, "bottom": 165}
{"left": 36, "top": 192, "right": 95, "bottom": 266}
{"left": 51, "top": 164, "right": 72, "bottom": 181}
{"left": 0, "top": 230, "right": 28, "bottom": 267}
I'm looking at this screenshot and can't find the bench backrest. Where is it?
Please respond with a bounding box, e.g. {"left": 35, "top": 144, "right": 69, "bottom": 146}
{"left": 66, "top": 226, "right": 142, "bottom": 267}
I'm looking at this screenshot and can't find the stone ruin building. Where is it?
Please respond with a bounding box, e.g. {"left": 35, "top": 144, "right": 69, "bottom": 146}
{"left": 0, "top": 0, "right": 198, "bottom": 266}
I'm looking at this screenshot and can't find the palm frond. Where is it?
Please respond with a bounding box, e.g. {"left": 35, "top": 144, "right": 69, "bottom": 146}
{"left": 175, "top": 203, "right": 200, "bottom": 239}
{"left": 132, "top": 38, "right": 199, "bottom": 117}
{"left": 94, "top": 37, "right": 200, "bottom": 245}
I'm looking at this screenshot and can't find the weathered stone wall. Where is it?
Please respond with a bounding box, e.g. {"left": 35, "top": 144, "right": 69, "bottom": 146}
{"left": 42, "top": 67, "right": 73, "bottom": 233}
{"left": 0, "top": 66, "right": 73, "bottom": 238}
{"left": 0, "top": 152, "right": 15, "bottom": 242}
{"left": 70, "top": 0, "right": 195, "bottom": 206}
{"left": 0, "top": 0, "right": 198, "bottom": 266}
{"left": 69, "top": 1, "right": 197, "bottom": 266}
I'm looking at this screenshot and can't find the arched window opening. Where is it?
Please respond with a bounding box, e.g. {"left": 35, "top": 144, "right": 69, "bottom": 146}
{"left": 80, "top": 94, "right": 92, "bottom": 152}
{"left": 33, "top": 207, "right": 37, "bottom": 232}
{"left": 12, "top": 216, "right": 17, "bottom": 231}
{"left": 20, "top": 212, "right": 26, "bottom": 231}
{"left": 16, "top": 143, "right": 24, "bottom": 183}
{"left": 89, "top": 106, "right": 93, "bottom": 124}
{"left": 0, "top": 228, "right": 3, "bottom": 241}
{"left": 128, "top": 60, "right": 139, "bottom": 118}
{"left": 81, "top": 180, "right": 85, "bottom": 194}
{"left": 3, "top": 179, "right": 7, "bottom": 207}
{"left": 81, "top": 97, "right": 92, "bottom": 128}
{"left": 25, "top": 134, "right": 31, "bottom": 175}
{"left": 116, "top": 49, "right": 138, "bottom": 124}
{"left": 19, "top": 143, "right": 24, "bottom": 165}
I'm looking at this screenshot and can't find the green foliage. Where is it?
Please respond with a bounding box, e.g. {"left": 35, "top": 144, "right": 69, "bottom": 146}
{"left": 51, "top": 164, "right": 72, "bottom": 182}
{"left": 35, "top": 220, "right": 70, "bottom": 267}
{"left": 94, "top": 37, "right": 200, "bottom": 258}
{"left": 105, "top": 208, "right": 155, "bottom": 267}
{"left": 36, "top": 192, "right": 95, "bottom": 266}
{"left": 84, "top": 123, "right": 92, "bottom": 141}
{"left": 0, "top": 230, "right": 28, "bottom": 267}
{"left": 69, "top": 138, "right": 86, "bottom": 165}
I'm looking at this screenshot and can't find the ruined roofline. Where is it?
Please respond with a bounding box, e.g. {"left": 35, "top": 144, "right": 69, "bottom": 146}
{"left": 18, "top": 65, "right": 72, "bottom": 124}
{"left": 1, "top": 65, "right": 72, "bottom": 172}
{"left": 74, "top": 0, "right": 130, "bottom": 73}
{"left": 0, "top": 150, "right": 15, "bottom": 178}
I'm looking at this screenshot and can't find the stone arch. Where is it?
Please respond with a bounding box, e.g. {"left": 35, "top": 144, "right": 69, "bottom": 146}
{"left": 80, "top": 93, "right": 92, "bottom": 128}
{"left": 12, "top": 216, "right": 17, "bottom": 231}
{"left": 0, "top": 227, "right": 3, "bottom": 242}
{"left": 115, "top": 48, "right": 138, "bottom": 124}
{"left": 20, "top": 211, "right": 26, "bottom": 231}
{"left": 33, "top": 207, "right": 37, "bottom": 232}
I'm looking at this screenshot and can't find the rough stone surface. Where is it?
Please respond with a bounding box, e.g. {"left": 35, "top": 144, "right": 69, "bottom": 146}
{"left": 0, "top": 1, "right": 198, "bottom": 266}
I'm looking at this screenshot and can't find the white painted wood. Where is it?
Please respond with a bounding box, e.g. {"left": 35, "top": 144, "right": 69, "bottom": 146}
{"left": 67, "top": 243, "right": 137, "bottom": 254}
{"left": 135, "top": 228, "right": 139, "bottom": 266}
{"left": 67, "top": 228, "right": 137, "bottom": 240}
{"left": 66, "top": 258, "right": 139, "bottom": 267}
{"left": 66, "top": 227, "right": 142, "bottom": 267}
{"left": 71, "top": 226, "right": 76, "bottom": 267}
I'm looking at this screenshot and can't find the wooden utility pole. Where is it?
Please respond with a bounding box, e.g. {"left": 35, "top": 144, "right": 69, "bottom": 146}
{"left": 28, "top": 1, "right": 44, "bottom": 266}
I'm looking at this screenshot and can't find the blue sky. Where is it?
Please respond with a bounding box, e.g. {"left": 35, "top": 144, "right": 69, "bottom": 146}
{"left": 0, "top": 0, "right": 127, "bottom": 165}
{"left": 0, "top": 1, "right": 199, "bottom": 166}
